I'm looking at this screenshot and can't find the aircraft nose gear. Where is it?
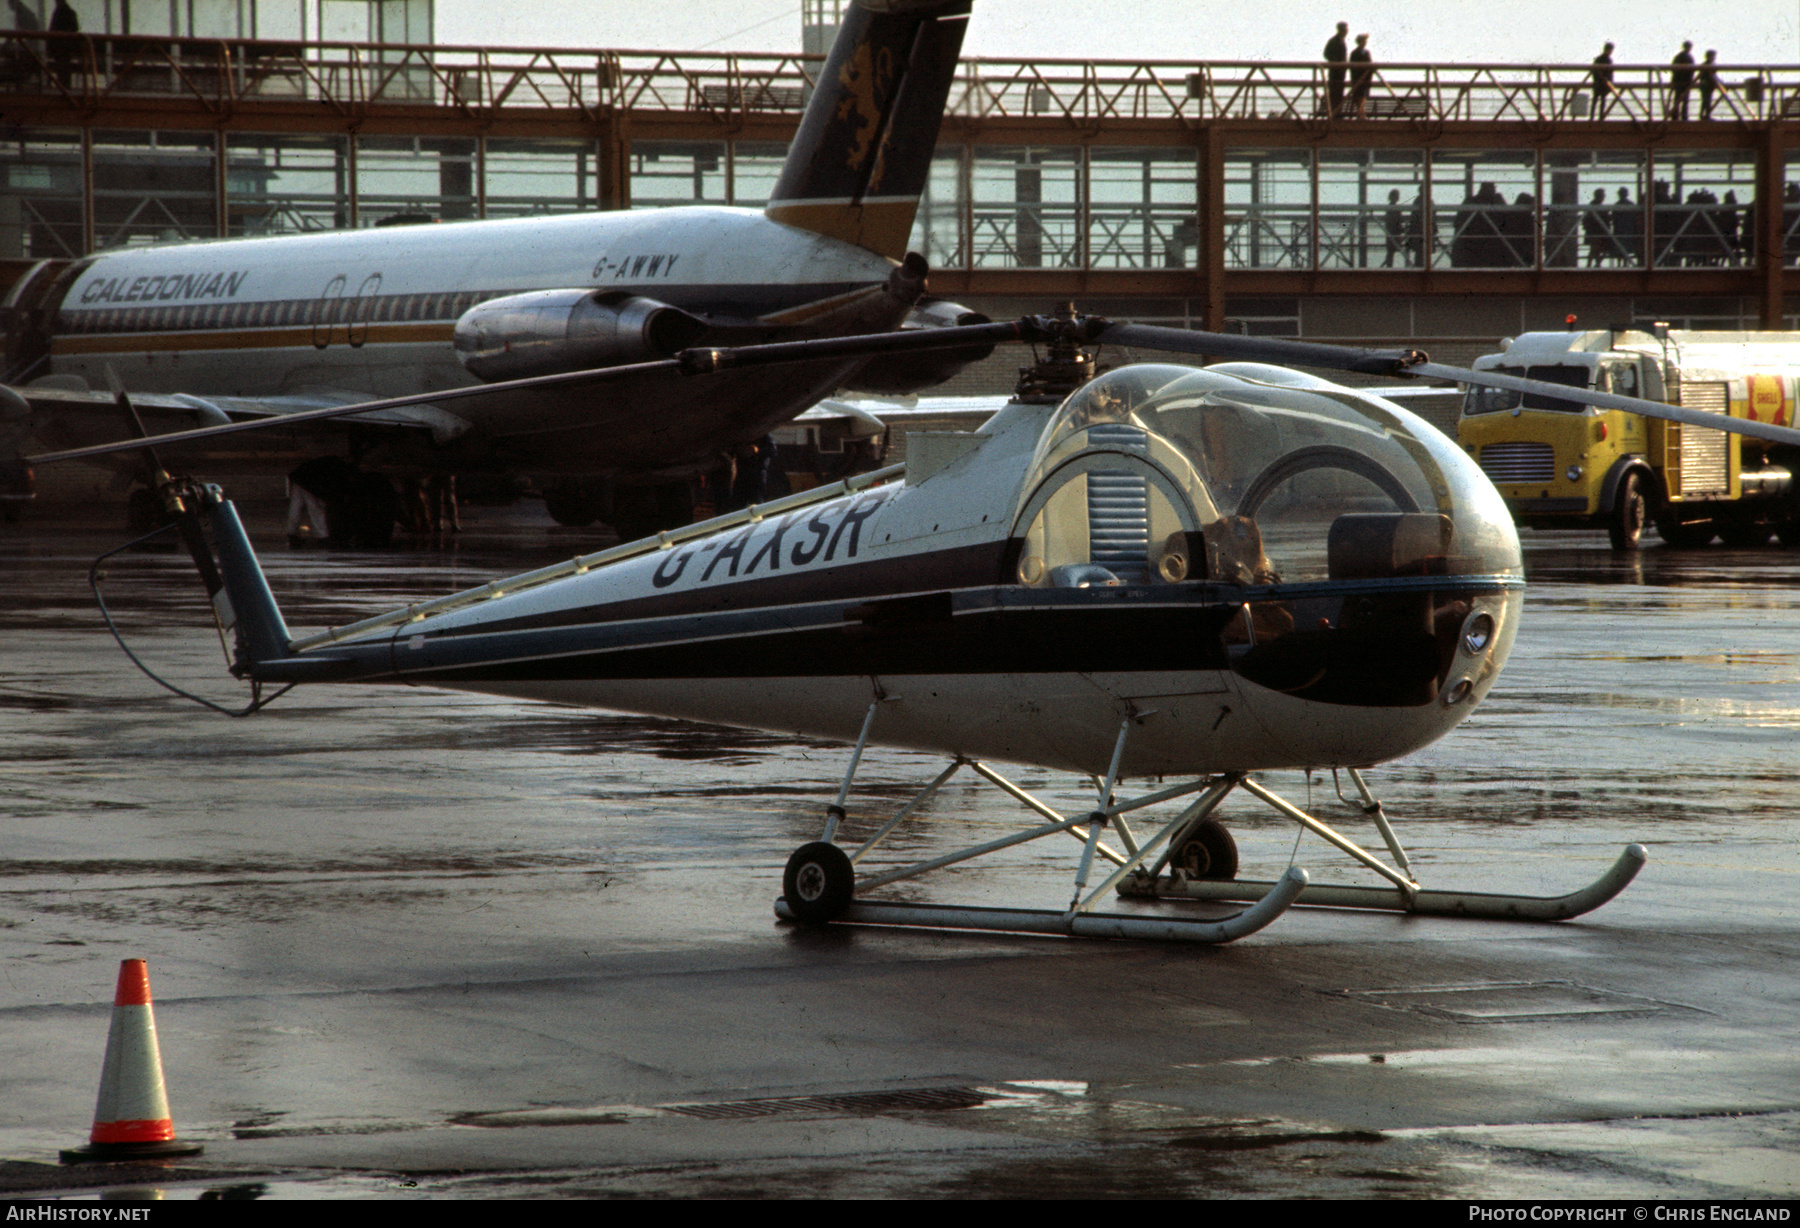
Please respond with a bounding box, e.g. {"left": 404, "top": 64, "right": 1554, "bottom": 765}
{"left": 783, "top": 842, "right": 855, "bottom": 925}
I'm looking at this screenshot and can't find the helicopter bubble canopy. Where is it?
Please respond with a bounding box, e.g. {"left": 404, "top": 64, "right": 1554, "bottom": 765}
{"left": 1013, "top": 363, "right": 1522, "bottom": 587}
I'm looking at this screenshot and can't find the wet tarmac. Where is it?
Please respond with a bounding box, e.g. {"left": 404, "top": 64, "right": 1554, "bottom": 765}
{"left": 2, "top": 504, "right": 1798, "bottom": 1200}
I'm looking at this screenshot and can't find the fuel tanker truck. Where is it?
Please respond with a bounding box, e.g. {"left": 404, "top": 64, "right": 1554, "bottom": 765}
{"left": 1456, "top": 325, "right": 1800, "bottom": 549}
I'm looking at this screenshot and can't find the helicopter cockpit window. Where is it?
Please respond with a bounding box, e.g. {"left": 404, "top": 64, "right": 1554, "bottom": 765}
{"left": 1012, "top": 362, "right": 1522, "bottom": 587}
{"left": 1013, "top": 366, "right": 1210, "bottom": 587}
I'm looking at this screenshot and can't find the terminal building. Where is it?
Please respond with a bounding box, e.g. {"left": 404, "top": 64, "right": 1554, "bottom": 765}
{"left": 5, "top": 0, "right": 1800, "bottom": 392}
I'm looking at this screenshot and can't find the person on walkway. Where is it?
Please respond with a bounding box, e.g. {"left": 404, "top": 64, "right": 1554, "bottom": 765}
{"left": 1612, "top": 186, "right": 1641, "bottom": 265}
{"left": 1324, "top": 21, "right": 1348, "bottom": 118}
{"left": 1348, "top": 33, "right": 1374, "bottom": 118}
{"left": 1583, "top": 189, "right": 1614, "bottom": 266}
{"left": 4, "top": 0, "right": 41, "bottom": 84}
{"left": 1668, "top": 40, "right": 1695, "bottom": 120}
{"left": 1383, "top": 188, "right": 1408, "bottom": 266}
{"left": 1698, "top": 49, "right": 1723, "bottom": 119}
{"left": 47, "top": 0, "right": 76, "bottom": 89}
{"left": 1408, "top": 192, "right": 1428, "bottom": 266}
{"left": 1591, "top": 42, "right": 1617, "bottom": 119}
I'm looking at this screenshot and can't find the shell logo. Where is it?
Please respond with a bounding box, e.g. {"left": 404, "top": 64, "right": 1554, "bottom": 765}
{"left": 1746, "top": 374, "right": 1791, "bottom": 427}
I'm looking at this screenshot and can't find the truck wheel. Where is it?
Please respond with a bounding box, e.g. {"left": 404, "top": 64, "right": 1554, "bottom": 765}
{"left": 1656, "top": 517, "right": 1715, "bottom": 549}
{"left": 1608, "top": 474, "right": 1647, "bottom": 551}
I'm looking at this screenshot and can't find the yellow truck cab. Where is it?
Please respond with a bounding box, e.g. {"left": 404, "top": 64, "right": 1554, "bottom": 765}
{"left": 1457, "top": 327, "right": 1800, "bottom": 549}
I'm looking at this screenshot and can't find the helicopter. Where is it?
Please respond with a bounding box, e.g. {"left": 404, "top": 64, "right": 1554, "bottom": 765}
{"left": 37, "top": 307, "right": 1800, "bottom": 944}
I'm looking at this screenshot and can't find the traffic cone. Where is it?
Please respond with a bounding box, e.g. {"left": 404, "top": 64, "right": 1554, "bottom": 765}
{"left": 60, "top": 959, "right": 204, "bottom": 1163}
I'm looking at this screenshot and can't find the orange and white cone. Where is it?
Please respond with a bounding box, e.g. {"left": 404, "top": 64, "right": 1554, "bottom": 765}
{"left": 60, "top": 959, "right": 204, "bottom": 1163}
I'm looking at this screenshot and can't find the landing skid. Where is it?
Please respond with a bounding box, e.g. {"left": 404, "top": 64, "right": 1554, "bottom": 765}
{"left": 777, "top": 879, "right": 1306, "bottom": 943}
{"left": 774, "top": 710, "right": 1304, "bottom": 944}
{"left": 1122, "top": 852, "right": 1646, "bottom": 920}
{"left": 1115, "top": 768, "right": 1646, "bottom": 921}
{"left": 774, "top": 705, "right": 1645, "bottom": 943}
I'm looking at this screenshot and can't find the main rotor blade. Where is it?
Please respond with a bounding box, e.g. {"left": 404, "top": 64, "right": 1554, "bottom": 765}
{"left": 26, "top": 357, "right": 682, "bottom": 467}
{"left": 33, "top": 308, "right": 1800, "bottom": 467}
{"left": 27, "top": 320, "right": 1032, "bottom": 468}
{"left": 674, "top": 319, "right": 1036, "bottom": 372}
{"left": 1405, "top": 362, "right": 1800, "bottom": 449}
{"left": 1102, "top": 320, "right": 1800, "bottom": 450}
{"left": 1094, "top": 321, "right": 1428, "bottom": 377}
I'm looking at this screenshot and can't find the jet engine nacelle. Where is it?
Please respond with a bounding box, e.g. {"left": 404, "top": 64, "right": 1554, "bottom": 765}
{"left": 842, "top": 300, "right": 995, "bottom": 396}
{"left": 454, "top": 289, "right": 708, "bottom": 383}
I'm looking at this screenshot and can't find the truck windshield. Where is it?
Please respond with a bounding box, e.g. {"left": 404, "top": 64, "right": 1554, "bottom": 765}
{"left": 1462, "top": 363, "right": 1592, "bottom": 415}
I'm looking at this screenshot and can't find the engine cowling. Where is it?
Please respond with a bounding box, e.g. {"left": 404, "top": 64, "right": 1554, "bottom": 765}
{"left": 841, "top": 299, "right": 995, "bottom": 395}
{"left": 454, "top": 290, "right": 708, "bottom": 383}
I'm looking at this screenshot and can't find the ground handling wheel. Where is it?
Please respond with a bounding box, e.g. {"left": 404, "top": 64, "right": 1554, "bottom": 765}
{"left": 1169, "top": 819, "right": 1239, "bottom": 880}
{"left": 782, "top": 842, "right": 855, "bottom": 924}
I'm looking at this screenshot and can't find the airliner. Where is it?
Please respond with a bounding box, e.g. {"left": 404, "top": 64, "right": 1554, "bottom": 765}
{"left": 0, "top": 0, "right": 981, "bottom": 540}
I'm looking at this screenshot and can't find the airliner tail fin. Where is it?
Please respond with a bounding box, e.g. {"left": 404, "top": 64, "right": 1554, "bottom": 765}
{"left": 765, "top": 0, "right": 970, "bottom": 260}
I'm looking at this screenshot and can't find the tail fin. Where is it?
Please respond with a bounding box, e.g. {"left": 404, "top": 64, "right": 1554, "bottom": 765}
{"left": 765, "top": 0, "right": 970, "bottom": 260}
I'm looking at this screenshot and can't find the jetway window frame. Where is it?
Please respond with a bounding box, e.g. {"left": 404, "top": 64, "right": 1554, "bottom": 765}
{"left": 1087, "top": 146, "right": 1199, "bottom": 272}
{"left": 225, "top": 131, "right": 351, "bottom": 236}
{"left": 482, "top": 137, "right": 601, "bottom": 219}
{"left": 628, "top": 140, "right": 728, "bottom": 210}
{"left": 1315, "top": 149, "right": 1426, "bottom": 271}
{"left": 1224, "top": 147, "right": 1313, "bottom": 271}
{"left": 1430, "top": 149, "right": 1540, "bottom": 271}
{"left": 353, "top": 133, "right": 477, "bottom": 226}
{"left": 1646, "top": 149, "right": 1757, "bottom": 269}
{"left": 0, "top": 127, "right": 86, "bottom": 260}
{"left": 906, "top": 145, "right": 968, "bottom": 271}
{"left": 723, "top": 140, "right": 787, "bottom": 209}
{"left": 968, "top": 145, "right": 1084, "bottom": 270}
{"left": 1544, "top": 150, "right": 1648, "bottom": 270}
{"left": 89, "top": 128, "right": 220, "bottom": 248}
